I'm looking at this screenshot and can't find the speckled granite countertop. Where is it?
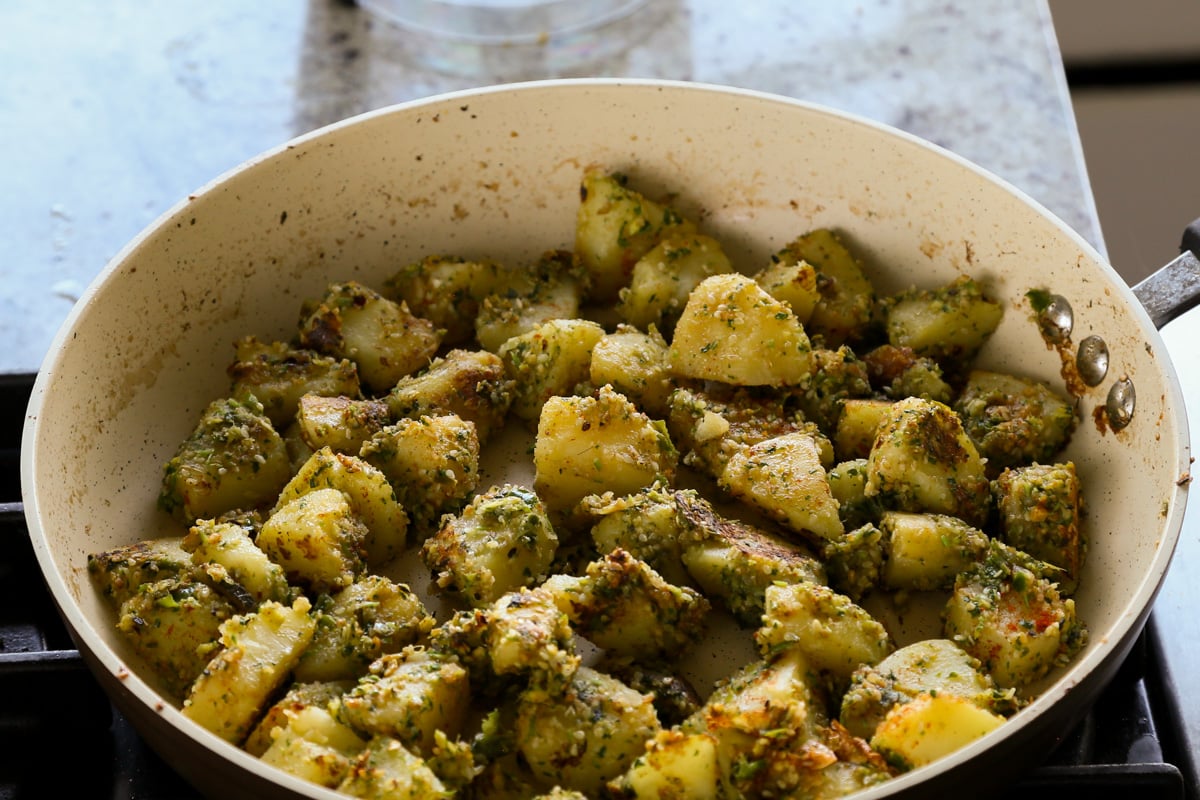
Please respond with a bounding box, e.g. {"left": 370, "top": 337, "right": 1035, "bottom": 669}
{"left": 1, "top": 0, "right": 1100, "bottom": 374}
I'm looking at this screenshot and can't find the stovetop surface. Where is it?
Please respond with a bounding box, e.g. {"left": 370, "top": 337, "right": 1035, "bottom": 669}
{"left": 1, "top": 372, "right": 1192, "bottom": 799}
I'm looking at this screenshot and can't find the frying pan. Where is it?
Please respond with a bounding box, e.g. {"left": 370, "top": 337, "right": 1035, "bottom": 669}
{"left": 20, "top": 79, "right": 1193, "bottom": 799}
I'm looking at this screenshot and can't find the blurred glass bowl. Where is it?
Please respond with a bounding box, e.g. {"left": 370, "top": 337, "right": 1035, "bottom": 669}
{"left": 360, "top": 0, "right": 651, "bottom": 78}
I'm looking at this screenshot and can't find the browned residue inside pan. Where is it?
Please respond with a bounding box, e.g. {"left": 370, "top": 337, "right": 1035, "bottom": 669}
{"left": 1051, "top": 336, "right": 1089, "bottom": 399}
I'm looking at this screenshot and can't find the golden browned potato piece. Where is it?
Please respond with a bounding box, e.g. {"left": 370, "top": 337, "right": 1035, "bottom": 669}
{"left": 719, "top": 431, "right": 844, "bottom": 544}
{"left": 258, "top": 487, "right": 368, "bottom": 593}
{"left": 840, "top": 638, "right": 1015, "bottom": 741}
{"left": 499, "top": 317, "right": 606, "bottom": 422}
{"left": 617, "top": 232, "right": 731, "bottom": 336}
{"left": 474, "top": 250, "right": 590, "bottom": 352}
{"left": 159, "top": 395, "right": 292, "bottom": 525}
{"left": 992, "top": 462, "right": 1083, "bottom": 593}
{"left": 675, "top": 490, "right": 826, "bottom": 627}
{"left": 575, "top": 169, "right": 696, "bottom": 302}
{"left": 386, "top": 348, "right": 514, "bottom": 445}
{"left": 865, "top": 397, "right": 990, "bottom": 526}
{"left": 884, "top": 276, "right": 1002, "bottom": 368}
{"left": 384, "top": 254, "right": 507, "bottom": 345}
{"left": 296, "top": 394, "right": 390, "bottom": 456}
{"left": 339, "top": 646, "right": 471, "bottom": 756}
{"left": 589, "top": 325, "right": 675, "bottom": 420}
{"left": 516, "top": 666, "right": 661, "bottom": 796}
{"left": 422, "top": 484, "right": 559, "bottom": 607}
{"left": 670, "top": 273, "right": 812, "bottom": 387}
{"left": 299, "top": 281, "right": 443, "bottom": 394}
{"left": 777, "top": 228, "right": 877, "bottom": 347}
{"left": 294, "top": 575, "right": 435, "bottom": 683}
{"left": 360, "top": 413, "right": 480, "bottom": 535}
{"left": 276, "top": 447, "right": 409, "bottom": 566}
{"left": 182, "top": 596, "right": 317, "bottom": 745}
{"left": 533, "top": 385, "right": 677, "bottom": 523}
{"left": 228, "top": 337, "right": 361, "bottom": 429}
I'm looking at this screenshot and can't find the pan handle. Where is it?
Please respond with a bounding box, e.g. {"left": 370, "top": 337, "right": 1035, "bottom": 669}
{"left": 1132, "top": 218, "right": 1200, "bottom": 330}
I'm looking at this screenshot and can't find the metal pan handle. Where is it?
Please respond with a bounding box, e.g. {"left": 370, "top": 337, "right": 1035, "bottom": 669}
{"left": 1132, "top": 218, "right": 1200, "bottom": 330}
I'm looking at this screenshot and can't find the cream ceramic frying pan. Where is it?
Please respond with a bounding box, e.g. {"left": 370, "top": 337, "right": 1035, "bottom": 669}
{"left": 21, "top": 80, "right": 1192, "bottom": 799}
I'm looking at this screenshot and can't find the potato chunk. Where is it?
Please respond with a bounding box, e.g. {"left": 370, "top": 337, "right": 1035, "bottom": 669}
{"left": 861, "top": 344, "right": 953, "bottom": 403}
{"left": 611, "top": 730, "right": 721, "bottom": 800}
{"left": 516, "top": 666, "right": 661, "bottom": 795}
{"left": 680, "top": 648, "right": 825, "bottom": 791}
{"left": 754, "top": 255, "right": 820, "bottom": 325}
{"left": 575, "top": 169, "right": 696, "bottom": 302}
{"left": 360, "top": 414, "right": 480, "bottom": 535}
{"left": 879, "top": 511, "right": 989, "bottom": 592}
{"left": 339, "top": 646, "right": 471, "bottom": 756}
{"left": 821, "top": 522, "right": 886, "bottom": 602}
{"left": 182, "top": 596, "right": 316, "bottom": 744}
{"left": 992, "top": 462, "right": 1084, "bottom": 593}
{"left": 826, "top": 459, "right": 882, "bottom": 532}
{"left": 338, "top": 735, "right": 453, "bottom": 799}
{"left": 386, "top": 348, "right": 514, "bottom": 445}
{"left": 839, "top": 638, "right": 1015, "bottom": 740}
{"left": 295, "top": 394, "right": 390, "bottom": 456}
{"left": 429, "top": 589, "right": 580, "bottom": 698}
{"left": 422, "top": 484, "right": 559, "bottom": 607}
{"left": 227, "top": 337, "right": 361, "bottom": 429}
{"left": 258, "top": 487, "right": 368, "bottom": 593}
{"left": 755, "top": 581, "right": 893, "bottom": 681}
{"left": 295, "top": 575, "right": 435, "bottom": 683}
{"left": 460, "top": 586, "right": 581, "bottom": 694}
{"left": 533, "top": 386, "right": 678, "bottom": 521}
{"left": 498, "top": 317, "right": 606, "bottom": 422}
{"left": 719, "top": 431, "right": 844, "bottom": 544}
{"left": 870, "top": 692, "right": 1005, "bottom": 771}
{"left": 183, "top": 518, "right": 291, "bottom": 605}
{"left": 546, "top": 549, "right": 709, "bottom": 660}
{"left": 116, "top": 574, "right": 236, "bottom": 698}
{"left": 383, "top": 254, "right": 506, "bottom": 345}
{"left": 260, "top": 704, "right": 366, "bottom": 789}
{"left": 676, "top": 491, "right": 826, "bottom": 627}
{"left": 954, "top": 370, "right": 1078, "bottom": 473}
{"left": 244, "top": 679, "right": 355, "bottom": 757}
{"left": 777, "top": 228, "right": 877, "bottom": 347}
{"left": 474, "top": 250, "right": 590, "bottom": 352}
{"left": 865, "top": 397, "right": 990, "bottom": 526}
{"left": 834, "top": 398, "right": 894, "bottom": 462}
{"left": 787, "top": 346, "right": 873, "bottom": 436}
{"left": 617, "top": 233, "right": 732, "bottom": 335}
{"left": 666, "top": 384, "right": 829, "bottom": 481}
{"left": 670, "top": 273, "right": 812, "bottom": 386}
{"left": 276, "top": 448, "right": 408, "bottom": 566}
{"left": 159, "top": 395, "right": 292, "bottom": 524}
{"left": 884, "top": 276, "right": 1003, "bottom": 367}
{"left": 581, "top": 481, "right": 688, "bottom": 586}
{"left": 943, "top": 542, "right": 1086, "bottom": 688}
{"left": 299, "top": 281, "right": 443, "bottom": 394}
{"left": 589, "top": 325, "right": 675, "bottom": 419}
{"left": 88, "top": 537, "right": 191, "bottom": 608}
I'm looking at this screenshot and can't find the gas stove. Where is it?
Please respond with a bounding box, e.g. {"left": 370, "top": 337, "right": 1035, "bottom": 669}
{"left": 0, "top": 371, "right": 1192, "bottom": 799}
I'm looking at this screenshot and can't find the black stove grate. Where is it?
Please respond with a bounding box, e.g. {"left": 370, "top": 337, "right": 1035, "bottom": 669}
{"left": 0, "top": 372, "right": 1189, "bottom": 799}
